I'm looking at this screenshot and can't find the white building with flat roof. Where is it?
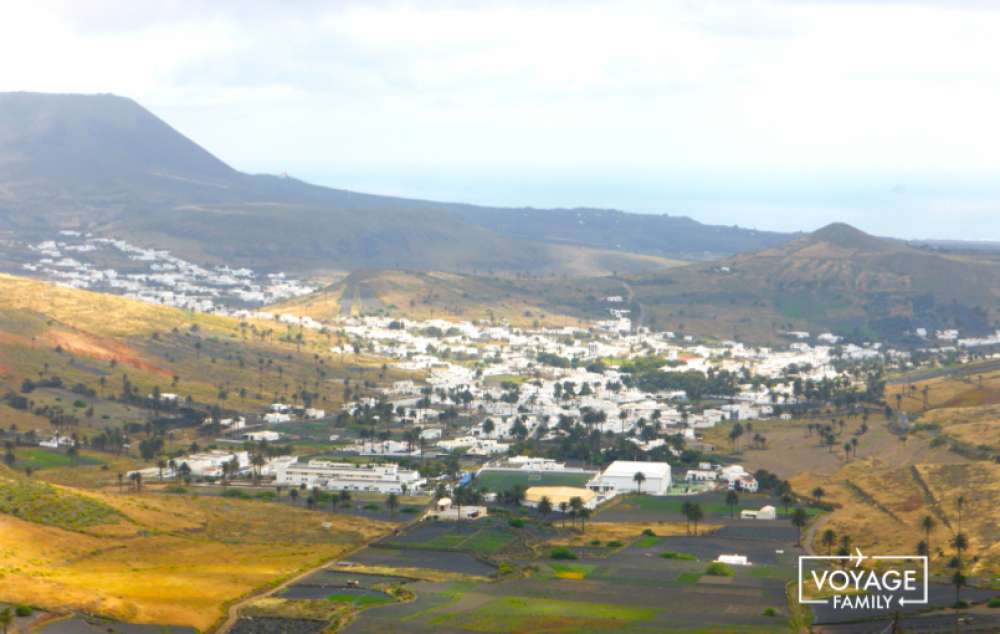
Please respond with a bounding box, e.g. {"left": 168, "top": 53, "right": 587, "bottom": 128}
{"left": 276, "top": 460, "right": 425, "bottom": 494}
{"left": 588, "top": 460, "right": 671, "bottom": 496}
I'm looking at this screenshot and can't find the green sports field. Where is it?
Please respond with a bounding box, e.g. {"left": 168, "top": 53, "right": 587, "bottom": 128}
{"left": 472, "top": 469, "right": 594, "bottom": 492}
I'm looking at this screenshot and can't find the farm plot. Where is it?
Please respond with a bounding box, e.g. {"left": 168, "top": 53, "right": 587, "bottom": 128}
{"left": 12, "top": 448, "right": 104, "bottom": 471}
{"left": 279, "top": 570, "right": 412, "bottom": 600}
{"left": 382, "top": 520, "right": 517, "bottom": 555}
{"left": 347, "top": 511, "right": 802, "bottom": 634}
{"left": 599, "top": 492, "right": 788, "bottom": 522}
{"left": 348, "top": 546, "right": 496, "bottom": 577}
{"left": 40, "top": 616, "right": 196, "bottom": 634}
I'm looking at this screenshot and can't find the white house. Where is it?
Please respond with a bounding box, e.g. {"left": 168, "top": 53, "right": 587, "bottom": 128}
{"left": 263, "top": 412, "right": 292, "bottom": 424}
{"left": 721, "top": 465, "right": 759, "bottom": 492}
{"left": 39, "top": 435, "right": 75, "bottom": 448}
{"left": 716, "top": 554, "right": 751, "bottom": 566}
{"left": 178, "top": 450, "right": 250, "bottom": 477}
{"left": 242, "top": 430, "right": 282, "bottom": 442}
{"left": 740, "top": 505, "right": 776, "bottom": 520}
{"left": 588, "top": 460, "right": 671, "bottom": 496}
{"left": 685, "top": 468, "right": 717, "bottom": 482}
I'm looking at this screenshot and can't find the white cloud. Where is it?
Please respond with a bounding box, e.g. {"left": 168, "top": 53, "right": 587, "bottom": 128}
{"left": 1, "top": 0, "right": 999, "bottom": 238}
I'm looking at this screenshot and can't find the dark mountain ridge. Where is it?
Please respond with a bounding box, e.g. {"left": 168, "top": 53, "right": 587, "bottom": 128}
{"left": 0, "top": 91, "right": 794, "bottom": 272}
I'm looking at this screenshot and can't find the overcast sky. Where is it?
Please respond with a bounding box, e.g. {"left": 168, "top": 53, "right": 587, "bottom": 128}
{"left": 3, "top": 0, "right": 999, "bottom": 240}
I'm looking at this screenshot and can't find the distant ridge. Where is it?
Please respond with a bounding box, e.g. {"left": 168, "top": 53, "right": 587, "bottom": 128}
{"left": 0, "top": 91, "right": 795, "bottom": 273}
{"left": 615, "top": 222, "right": 1000, "bottom": 342}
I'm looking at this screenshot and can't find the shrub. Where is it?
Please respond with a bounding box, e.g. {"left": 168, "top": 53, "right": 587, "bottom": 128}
{"left": 660, "top": 551, "right": 696, "bottom": 561}
{"left": 589, "top": 539, "right": 602, "bottom": 546}
{"left": 164, "top": 485, "right": 188, "bottom": 494}
{"left": 550, "top": 547, "right": 578, "bottom": 560}
{"left": 762, "top": 607, "right": 778, "bottom": 617}
{"left": 509, "top": 518, "right": 526, "bottom": 528}
{"left": 401, "top": 507, "right": 418, "bottom": 514}
{"left": 705, "top": 562, "right": 734, "bottom": 576}
{"left": 221, "top": 488, "right": 250, "bottom": 499}
{"left": 988, "top": 597, "right": 1000, "bottom": 608}
{"left": 254, "top": 491, "right": 275, "bottom": 500}
{"left": 641, "top": 528, "right": 656, "bottom": 537}
{"left": 363, "top": 503, "right": 379, "bottom": 510}
{"left": 606, "top": 540, "right": 624, "bottom": 548}
{"left": 15, "top": 605, "right": 33, "bottom": 617}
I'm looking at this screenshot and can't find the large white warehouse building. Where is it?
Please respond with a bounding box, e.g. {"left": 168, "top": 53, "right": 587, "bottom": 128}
{"left": 588, "top": 460, "right": 671, "bottom": 496}
{"left": 276, "top": 460, "right": 425, "bottom": 494}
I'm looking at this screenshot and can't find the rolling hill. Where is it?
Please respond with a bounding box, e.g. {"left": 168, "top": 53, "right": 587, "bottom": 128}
{"left": 275, "top": 224, "right": 1000, "bottom": 344}
{"left": 0, "top": 272, "right": 409, "bottom": 441}
{"left": 273, "top": 269, "right": 594, "bottom": 327}
{"left": 0, "top": 91, "right": 792, "bottom": 274}
{"left": 620, "top": 223, "right": 1000, "bottom": 342}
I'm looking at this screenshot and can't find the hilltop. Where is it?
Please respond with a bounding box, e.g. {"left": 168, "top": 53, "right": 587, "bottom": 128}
{"left": 616, "top": 222, "right": 1000, "bottom": 342}
{"left": 0, "top": 92, "right": 791, "bottom": 274}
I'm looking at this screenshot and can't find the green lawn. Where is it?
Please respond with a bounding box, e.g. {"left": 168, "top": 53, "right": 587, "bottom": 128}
{"left": 12, "top": 448, "right": 103, "bottom": 471}
{"left": 676, "top": 572, "right": 703, "bottom": 585}
{"left": 472, "top": 470, "right": 594, "bottom": 493}
{"left": 548, "top": 563, "right": 597, "bottom": 579}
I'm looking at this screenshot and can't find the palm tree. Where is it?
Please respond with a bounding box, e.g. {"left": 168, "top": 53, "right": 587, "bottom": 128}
{"left": 812, "top": 487, "right": 825, "bottom": 505}
{"left": 686, "top": 503, "right": 704, "bottom": 536}
{"left": 916, "top": 540, "right": 928, "bottom": 557}
{"left": 117, "top": 472, "right": 124, "bottom": 493}
{"left": 952, "top": 571, "right": 966, "bottom": 606}
{"left": 558, "top": 501, "right": 569, "bottom": 527}
{"left": 386, "top": 493, "right": 399, "bottom": 517}
{"left": 0, "top": 607, "right": 12, "bottom": 634}
{"left": 681, "top": 500, "right": 693, "bottom": 534}
{"left": 725, "top": 490, "right": 739, "bottom": 519}
{"left": 578, "top": 507, "right": 592, "bottom": 531}
{"left": 956, "top": 496, "right": 965, "bottom": 535}
{"left": 780, "top": 493, "right": 794, "bottom": 518}
{"left": 951, "top": 532, "right": 968, "bottom": 566}
{"left": 157, "top": 459, "right": 166, "bottom": 480}
{"left": 791, "top": 507, "right": 808, "bottom": 546}
{"left": 633, "top": 471, "right": 646, "bottom": 495}
{"left": 537, "top": 496, "right": 553, "bottom": 520}
{"left": 920, "top": 515, "right": 935, "bottom": 556}
{"left": 569, "top": 496, "right": 584, "bottom": 529}
{"left": 821, "top": 528, "right": 836, "bottom": 555}
{"left": 289, "top": 488, "right": 299, "bottom": 505}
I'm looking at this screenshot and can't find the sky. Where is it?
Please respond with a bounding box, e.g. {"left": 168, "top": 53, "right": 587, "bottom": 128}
{"left": 2, "top": 0, "right": 1000, "bottom": 240}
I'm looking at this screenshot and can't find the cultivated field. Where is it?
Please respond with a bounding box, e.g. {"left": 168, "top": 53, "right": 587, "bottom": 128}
{"left": 0, "top": 466, "right": 394, "bottom": 630}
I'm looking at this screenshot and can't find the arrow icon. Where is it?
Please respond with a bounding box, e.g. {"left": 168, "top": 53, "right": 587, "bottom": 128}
{"left": 852, "top": 547, "right": 866, "bottom": 568}
{"left": 899, "top": 598, "right": 910, "bottom": 606}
